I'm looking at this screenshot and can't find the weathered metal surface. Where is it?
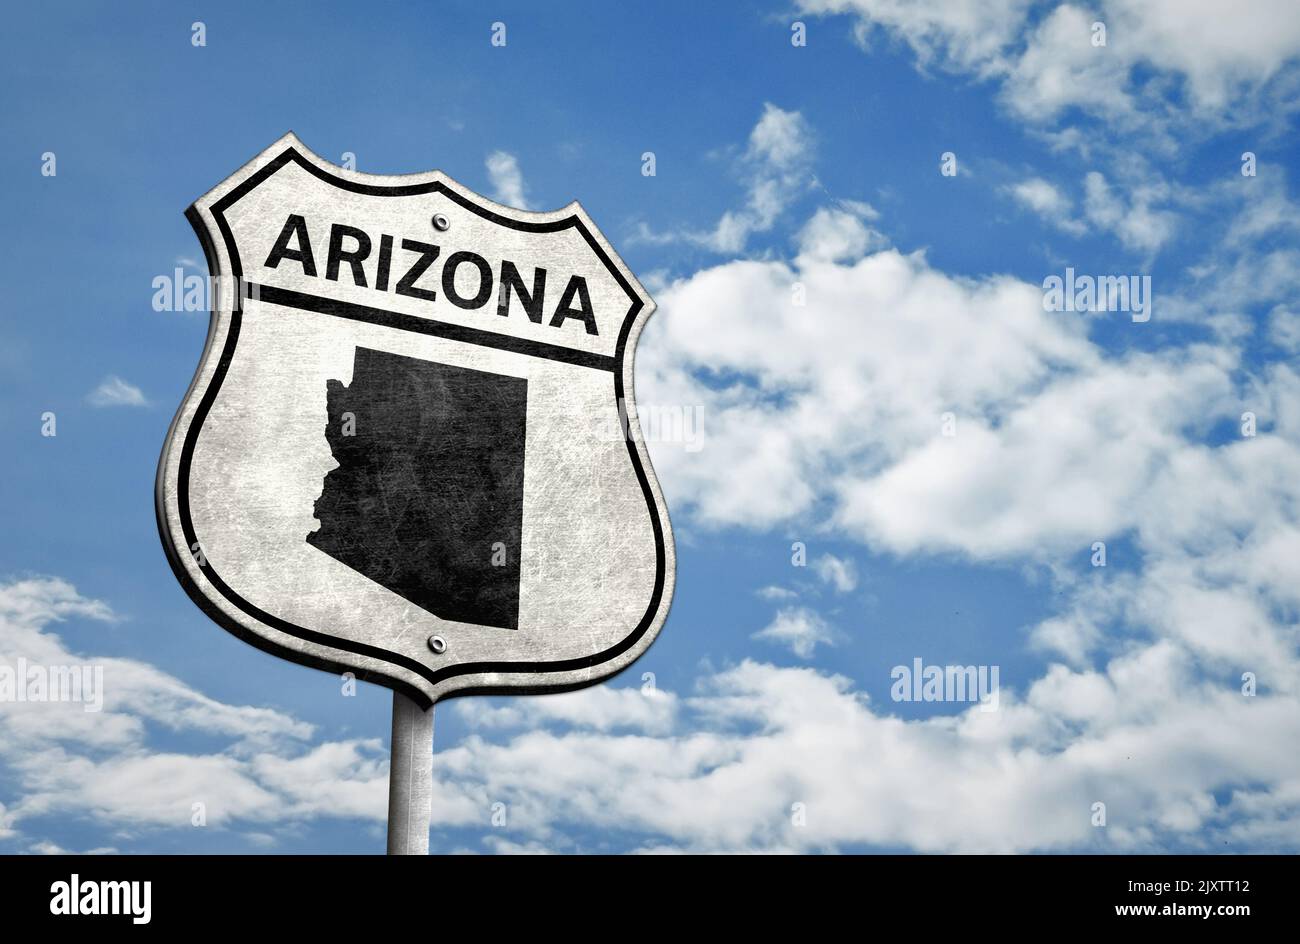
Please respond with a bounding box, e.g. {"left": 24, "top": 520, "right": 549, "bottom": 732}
{"left": 157, "top": 133, "right": 675, "bottom": 708}
{"left": 386, "top": 691, "right": 433, "bottom": 855}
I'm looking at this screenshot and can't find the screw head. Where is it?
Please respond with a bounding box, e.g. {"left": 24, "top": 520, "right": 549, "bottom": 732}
{"left": 431, "top": 213, "right": 450, "bottom": 232}
{"left": 427, "top": 634, "right": 448, "bottom": 654}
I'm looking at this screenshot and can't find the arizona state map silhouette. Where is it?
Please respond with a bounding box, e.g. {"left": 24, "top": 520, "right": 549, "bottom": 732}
{"left": 308, "top": 346, "right": 528, "bottom": 629}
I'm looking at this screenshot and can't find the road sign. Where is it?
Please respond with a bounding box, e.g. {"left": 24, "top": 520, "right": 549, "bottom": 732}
{"left": 156, "top": 134, "right": 676, "bottom": 850}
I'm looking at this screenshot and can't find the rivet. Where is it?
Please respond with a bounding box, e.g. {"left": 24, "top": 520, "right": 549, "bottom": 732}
{"left": 427, "top": 634, "right": 447, "bottom": 654}
{"left": 432, "top": 213, "right": 450, "bottom": 232}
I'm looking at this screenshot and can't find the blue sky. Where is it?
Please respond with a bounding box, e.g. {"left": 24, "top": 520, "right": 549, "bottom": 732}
{"left": 3, "top": 1, "right": 1300, "bottom": 853}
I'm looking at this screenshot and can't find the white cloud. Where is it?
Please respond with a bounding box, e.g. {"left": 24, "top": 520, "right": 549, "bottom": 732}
{"left": 13, "top": 70, "right": 1300, "bottom": 854}
{"left": 1103, "top": 0, "right": 1300, "bottom": 112}
{"left": 641, "top": 243, "right": 1100, "bottom": 541}
{"left": 455, "top": 684, "right": 678, "bottom": 735}
{"left": 1003, "top": 169, "right": 1180, "bottom": 250}
{"left": 13, "top": 343, "right": 1300, "bottom": 851}
{"left": 426, "top": 656, "right": 1300, "bottom": 852}
{"left": 797, "top": 202, "right": 886, "bottom": 262}
{"left": 1081, "top": 171, "right": 1176, "bottom": 253}
{"left": 1002, "top": 5, "right": 1135, "bottom": 124}
{"left": 1004, "top": 171, "right": 1178, "bottom": 250}
{"left": 1224, "top": 168, "right": 1300, "bottom": 244}
{"left": 0, "top": 578, "right": 389, "bottom": 842}
{"left": 485, "top": 151, "right": 531, "bottom": 210}
{"left": 752, "top": 606, "right": 839, "bottom": 658}
{"left": 704, "top": 103, "right": 813, "bottom": 253}
{"left": 1270, "top": 306, "right": 1300, "bottom": 351}
{"left": 87, "top": 375, "right": 147, "bottom": 408}
{"left": 1006, "top": 176, "right": 1087, "bottom": 236}
{"left": 604, "top": 90, "right": 1300, "bottom": 851}
{"left": 1163, "top": 245, "right": 1300, "bottom": 338}
{"left": 1008, "top": 177, "right": 1070, "bottom": 216}
{"left": 747, "top": 102, "right": 813, "bottom": 169}
{"left": 798, "top": 1, "right": 1300, "bottom": 265}
{"left": 638, "top": 165, "right": 1275, "bottom": 563}
{"left": 836, "top": 354, "right": 1233, "bottom": 557}
{"left": 250, "top": 740, "right": 392, "bottom": 821}
{"left": 641, "top": 104, "right": 815, "bottom": 253}
{"left": 802, "top": 0, "right": 1300, "bottom": 126}
{"left": 29, "top": 840, "right": 118, "bottom": 855}
{"left": 800, "top": 0, "right": 1034, "bottom": 75}
{"left": 813, "top": 554, "right": 858, "bottom": 593}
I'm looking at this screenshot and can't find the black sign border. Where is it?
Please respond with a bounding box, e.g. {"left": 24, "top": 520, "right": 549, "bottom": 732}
{"left": 159, "top": 145, "right": 670, "bottom": 708}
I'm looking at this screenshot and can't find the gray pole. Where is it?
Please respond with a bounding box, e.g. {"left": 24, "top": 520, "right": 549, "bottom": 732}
{"left": 387, "top": 690, "right": 434, "bottom": 855}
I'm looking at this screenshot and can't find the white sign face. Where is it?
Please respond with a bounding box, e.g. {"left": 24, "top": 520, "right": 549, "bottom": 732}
{"left": 157, "top": 133, "right": 675, "bottom": 706}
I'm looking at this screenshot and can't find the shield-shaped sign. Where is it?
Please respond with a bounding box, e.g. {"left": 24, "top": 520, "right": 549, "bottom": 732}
{"left": 157, "top": 133, "right": 675, "bottom": 708}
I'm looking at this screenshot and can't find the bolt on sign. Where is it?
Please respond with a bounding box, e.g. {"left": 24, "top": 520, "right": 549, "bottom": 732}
{"left": 156, "top": 134, "right": 675, "bottom": 851}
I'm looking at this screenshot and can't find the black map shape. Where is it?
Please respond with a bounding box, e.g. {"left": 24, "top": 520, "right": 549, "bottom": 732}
{"left": 308, "top": 347, "right": 527, "bottom": 629}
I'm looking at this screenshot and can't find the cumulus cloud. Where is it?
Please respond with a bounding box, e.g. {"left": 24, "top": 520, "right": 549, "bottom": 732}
{"left": 637, "top": 163, "right": 1268, "bottom": 562}
{"left": 0, "top": 578, "right": 389, "bottom": 843}
{"left": 836, "top": 354, "right": 1233, "bottom": 556}
{"left": 1001, "top": 4, "right": 1134, "bottom": 124}
{"left": 485, "top": 151, "right": 531, "bottom": 209}
{"left": 12, "top": 356, "right": 1300, "bottom": 851}
{"left": 613, "top": 97, "right": 1300, "bottom": 850}
{"left": 13, "top": 36, "right": 1300, "bottom": 854}
{"left": 797, "top": 201, "right": 886, "bottom": 262}
{"left": 1103, "top": 0, "right": 1300, "bottom": 113}
{"left": 641, "top": 242, "right": 1104, "bottom": 543}
{"left": 424, "top": 655, "right": 1300, "bottom": 852}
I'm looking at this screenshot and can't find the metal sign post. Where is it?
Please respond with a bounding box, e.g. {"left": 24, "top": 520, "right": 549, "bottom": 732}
{"left": 157, "top": 133, "right": 675, "bottom": 853}
{"left": 387, "top": 691, "right": 433, "bottom": 855}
